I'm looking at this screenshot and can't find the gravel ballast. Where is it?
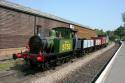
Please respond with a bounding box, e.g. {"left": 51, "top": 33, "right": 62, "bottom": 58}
{"left": 56, "top": 43, "right": 120, "bottom": 83}
{"left": 28, "top": 43, "right": 119, "bottom": 83}
{"left": 0, "top": 43, "right": 119, "bottom": 83}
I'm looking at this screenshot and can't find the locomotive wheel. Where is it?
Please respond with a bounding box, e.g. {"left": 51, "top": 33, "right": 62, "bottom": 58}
{"left": 51, "top": 60, "right": 56, "bottom": 70}
{"left": 29, "top": 60, "right": 37, "bottom": 67}
{"left": 45, "top": 62, "right": 50, "bottom": 69}
{"left": 56, "top": 59, "right": 62, "bottom": 66}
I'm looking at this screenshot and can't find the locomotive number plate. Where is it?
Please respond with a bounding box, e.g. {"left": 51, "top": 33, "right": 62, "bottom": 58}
{"left": 61, "top": 41, "right": 71, "bottom": 51}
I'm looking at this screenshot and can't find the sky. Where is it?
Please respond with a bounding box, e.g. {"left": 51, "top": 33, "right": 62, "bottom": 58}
{"left": 9, "top": 0, "right": 125, "bottom": 31}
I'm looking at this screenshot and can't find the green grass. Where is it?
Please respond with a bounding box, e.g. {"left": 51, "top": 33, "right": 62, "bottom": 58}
{"left": 0, "top": 60, "right": 15, "bottom": 71}
{"left": 0, "top": 59, "right": 24, "bottom": 71}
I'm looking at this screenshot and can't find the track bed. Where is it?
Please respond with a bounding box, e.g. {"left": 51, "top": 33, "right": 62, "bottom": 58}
{"left": 56, "top": 43, "right": 120, "bottom": 83}
{"left": 0, "top": 43, "right": 119, "bottom": 83}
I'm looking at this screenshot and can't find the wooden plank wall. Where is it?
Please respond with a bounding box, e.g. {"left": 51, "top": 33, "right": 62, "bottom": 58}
{"left": 0, "top": 6, "right": 96, "bottom": 56}
{"left": 0, "top": 7, "right": 69, "bottom": 49}
{"left": 74, "top": 25, "right": 97, "bottom": 39}
{"left": 0, "top": 7, "right": 34, "bottom": 49}
{"left": 35, "top": 17, "right": 69, "bottom": 37}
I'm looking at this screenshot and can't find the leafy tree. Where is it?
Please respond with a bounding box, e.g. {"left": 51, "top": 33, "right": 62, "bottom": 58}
{"left": 122, "top": 12, "right": 125, "bottom": 40}
{"left": 122, "top": 12, "right": 125, "bottom": 24}
{"left": 95, "top": 29, "right": 106, "bottom": 36}
{"left": 105, "top": 30, "right": 117, "bottom": 41}
{"left": 114, "top": 26, "right": 125, "bottom": 39}
{"left": 110, "top": 35, "right": 119, "bottom": 41}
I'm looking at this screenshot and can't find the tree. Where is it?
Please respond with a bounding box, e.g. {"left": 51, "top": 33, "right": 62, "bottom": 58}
{"left": 122, "top": 12, "right": 125, "bottom": 40}
{"left": 95, "top": 29, "right": 106, "bottom": 36}
{"left": 105, "top": 30, "right": 118, "bottom": 41}
{"left": 114, "top": 26, "right": 125, "bottom": 39}
{"left": 122, "top": 12, "right": 125, "bottom": 24}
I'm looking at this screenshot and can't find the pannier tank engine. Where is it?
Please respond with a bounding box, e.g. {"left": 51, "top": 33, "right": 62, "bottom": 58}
{"left": 13, "top": 27, "right": 77, "bottom": 67}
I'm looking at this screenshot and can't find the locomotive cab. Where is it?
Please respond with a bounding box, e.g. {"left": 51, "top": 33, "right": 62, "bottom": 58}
{"left": 52, "top": 27, "right": 77, "bottom": 53}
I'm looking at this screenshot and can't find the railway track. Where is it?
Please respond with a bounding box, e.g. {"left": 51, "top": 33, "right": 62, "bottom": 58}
{"left": 91, "top": 43, "right": 121, "bottom": 83}
{"left": 56, "top": 43, "right": 120, "bottom": 83}
{"left": 0, "top": 42, "right": 119, "bottom": 83}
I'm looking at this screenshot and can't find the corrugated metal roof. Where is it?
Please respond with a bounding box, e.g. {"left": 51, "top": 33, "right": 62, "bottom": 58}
{"left": 0, "top": 0, "right": 94, "bottom": 31}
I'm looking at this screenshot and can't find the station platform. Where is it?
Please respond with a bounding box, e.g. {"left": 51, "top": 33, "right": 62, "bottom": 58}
{"left": 96, "top": 41, "right": 125, "bottom": 83}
